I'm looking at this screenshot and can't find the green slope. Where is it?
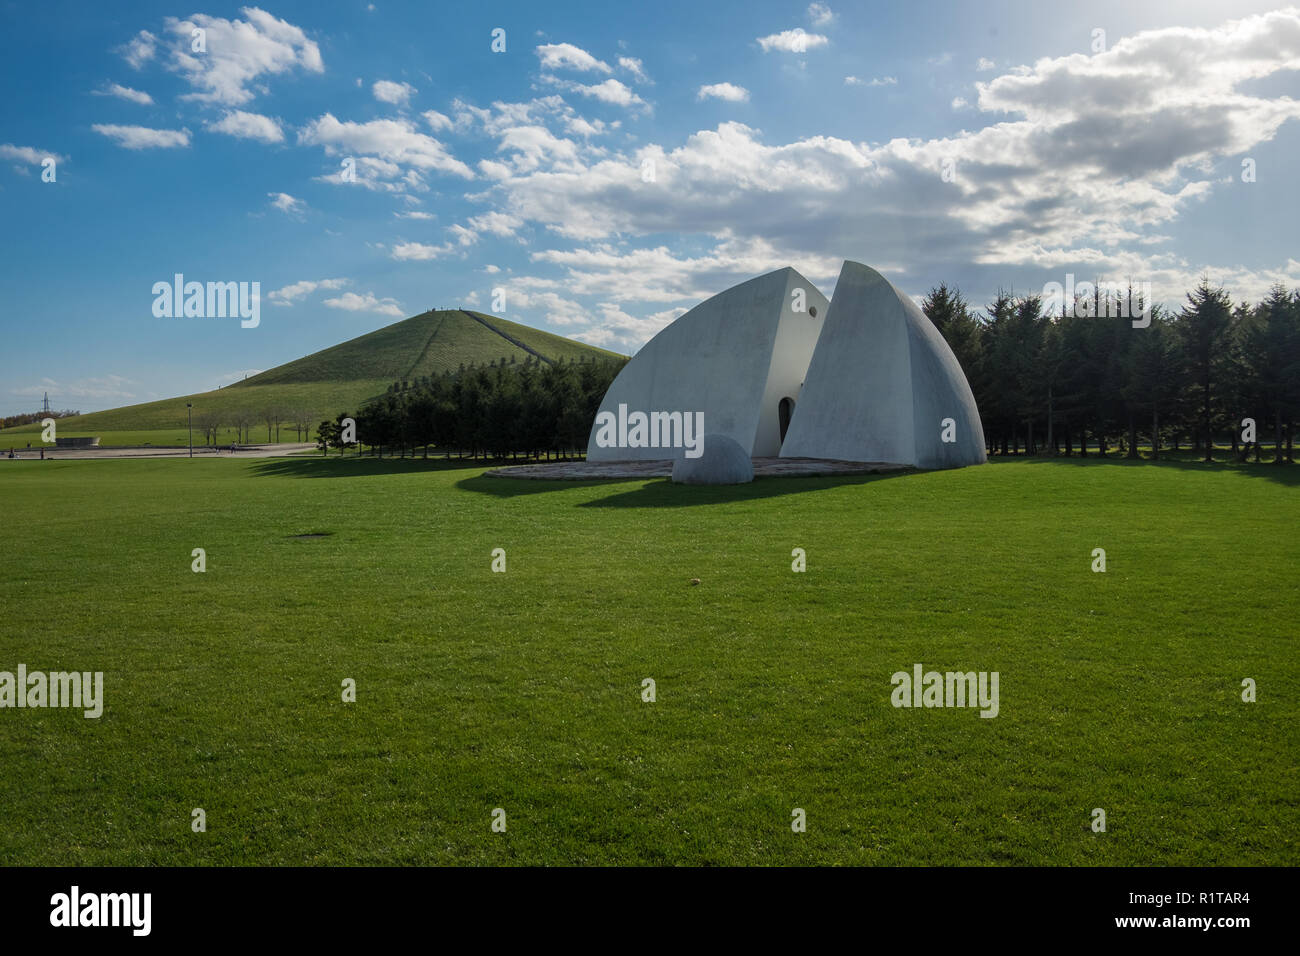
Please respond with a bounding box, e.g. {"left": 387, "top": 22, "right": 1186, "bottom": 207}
{"left": 2, "top": 309, "right": 624, "bottom": 440}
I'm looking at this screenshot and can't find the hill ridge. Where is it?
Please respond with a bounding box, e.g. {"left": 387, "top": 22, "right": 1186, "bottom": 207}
{"left": 1, "top": 308, "right": 624, "bottom": 439}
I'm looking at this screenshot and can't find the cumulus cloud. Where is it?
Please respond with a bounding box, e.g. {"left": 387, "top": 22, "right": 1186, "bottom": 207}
{"left": 15, "top": 375, "right": 137, "bottom": 403}
{"left": 846, "top": 75, "right": 896, "bottom": 87}
{"left": 164, "top": 7, "right": 323, "bottom": 106}
{"left": 535, "top": 42, "right": 611, "bottom": 73}
{"left": 0, "top": 144, "right": 66, "bottom": 165}
{"left": 92, "top": 124, "right": 190, "bottom": 149}
{"left": 423, "top": 109, "right": 453, "bottom": 132}
{"left": 807, "top": 3, "right": 834, "bottom": 27}
{"left": 425, "top": 9, "right": 1300, "bottom": 349}
{"left": 267, "top": 192, "right": 306, "bottom": 216}
{"left": 207, "top": 109, "right": 284, "bottom": 142}
{"left": 268, "top": 277, "right": 348, "bottom": 305}
{"left": 93, "top": 83, "right": 153, "bottom": 105}
{"left": 390, "top": 241, "right": 453, "bottom": 261}
{"left": 697, "top": 82, "right": 749, "bottom": 102}
{"left": 323, "top": 291, "right": 405, "bottom": 316}
{"left": 117, "top": 30, "right": 157, "bottom": 70}
{"left": 757, "top": 29, "right": 828, "bottom": 53}
{"left": 618, "top": 56, "right": 649, "bottom": 83}
{"left": 545, "top": 77, "right": 646, "bottom": 108}
{"left": 299, "top": 113, "right": 473, "bottom": 190}
{"left": 373, "top": 79, "right": 416, "bottom": 106}
{"left": 976, "top": 57, "right": 996, "bottom": 71}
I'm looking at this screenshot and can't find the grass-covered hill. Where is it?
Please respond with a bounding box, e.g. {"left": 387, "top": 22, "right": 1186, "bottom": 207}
{"left": 0, "top": 310, "right": 624, "bottom": 443}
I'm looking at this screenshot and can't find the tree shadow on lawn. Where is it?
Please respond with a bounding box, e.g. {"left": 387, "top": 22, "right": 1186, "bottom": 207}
{"left": 247, "top": 455, "right": 490, "bottom": 479}
{"left": 457, "top": 469, "right": 912, "bottom": 507}
{"left": 1012, "top": 453, "right": 1300, "bottom": 488}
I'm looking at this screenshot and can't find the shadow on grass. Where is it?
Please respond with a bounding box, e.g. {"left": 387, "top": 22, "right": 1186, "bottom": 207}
{"left": 1008, "top": 453, "right": 1300, "bottom": 487}
{"left": 247, "top": 455, "right": 489, "bottom": 478}
{"left": 456, "top": 469, "right": 912, "bottom": 507}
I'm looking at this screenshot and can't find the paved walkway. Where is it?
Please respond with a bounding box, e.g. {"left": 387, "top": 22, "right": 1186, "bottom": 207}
{"left": 2, "top": 443, "right": 317, "bottom": 460}
{"left": 485, "top": 457, "right": 908, "bottom": 480}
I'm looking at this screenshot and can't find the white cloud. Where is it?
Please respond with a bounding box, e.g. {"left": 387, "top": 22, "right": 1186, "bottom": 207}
{"left": 299, "top": 113, "right": 474, "bottom": 188}
{"left": 535, "top": 42, "right": 611, "bottom": 73}
{"left": 423, "top": 109, "right": 453, "bottom": 132}
{"left": 807, "top": 3, "right": 834, "bottom": 27}
{"left": 94, "top": 83, "right": 153, "bottom": 105}
{"left": 390, "top": 241, "right": 453, "bottom": 261}
{"left": 394, "top": 210, "right": 435, "bottom": 220}
{"left": 92, "top": 124, "right": 190, "bottom": 149}
{"left": 207, "top": 109, "right": 284, "bottom": 143}
{"left": 697, "top": 82, "right": 749, "bottom": 102}
{"left": 15, "top": 375, "right": 137, "bottom": 403}
{"left": 618, "top": 56, "right": 649, "bottom": 83}
{"left": 118, "top": 30, "right": 156, "bottom": 70}
{"left": 546, "top": 77, "right": 645, "bottom": 108}
{"left": 467, "top": 211, "right": 524, "bottom": 236}
{"left": 268, "top": 192, "right": 306, "bottom": 216}
{"left": 373, "top": 79, "right": 416, "bottom": 106}
{"left": 323, "top": 291, "right": 405, "bottom": 316}
{"left": 976, "top": 57, "right": 996, "bottom": 71}
{"left": 164, "top": 8, "right": 323, "bottom": 106}
{"left": 847, "top": 75, "right": 896, "bottom": 87}
{"left": 951, "top": 97, "right": 969, "bottom": 109}
{"left": 757, "top": 29, "right": 828, "bottom": 53}
{"left": 432, "top": 6, "right": 1300, "bottom": 344}
{"left": 268, "top": 278, "right": 348, "bottom": 305}
{"left": 0, "top": 144, "right": 66, "bottom": 165}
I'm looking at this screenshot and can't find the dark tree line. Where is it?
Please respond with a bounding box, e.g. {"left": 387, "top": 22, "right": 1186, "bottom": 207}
{"left": 1, "top": 408, "right": 80, "bottom": 429}
{"left": 922, "top": 280, "right": 1300, "bottom": 463}
{"left": 319, "top": 355, "right": 626, "bottom": 460}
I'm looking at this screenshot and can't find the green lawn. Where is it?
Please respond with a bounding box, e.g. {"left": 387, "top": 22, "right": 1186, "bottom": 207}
{"left": 0, "top": 456, "right": 1295, "bottom": 865}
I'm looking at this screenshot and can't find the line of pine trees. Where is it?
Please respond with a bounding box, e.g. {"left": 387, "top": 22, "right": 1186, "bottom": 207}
{"left": 319, "top": 355, "right": 627, "bottom": 460}
{"left": 922, "top": 280, "right": 1300, "bottom": 462}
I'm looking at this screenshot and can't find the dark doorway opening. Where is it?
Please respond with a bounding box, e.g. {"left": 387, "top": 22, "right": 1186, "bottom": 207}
{"left": 779, "top": 397, "right": 796, "bottom": 443}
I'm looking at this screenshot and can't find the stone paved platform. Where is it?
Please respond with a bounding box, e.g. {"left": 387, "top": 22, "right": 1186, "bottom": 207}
{"left": 485, "top": 457, "right": 909, "bottom": 480}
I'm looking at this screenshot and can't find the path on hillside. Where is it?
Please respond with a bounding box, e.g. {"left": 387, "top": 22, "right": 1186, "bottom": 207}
{"left": 404, "top": 310, "right": 449, "bottom": 381}
{"left": 460, "top": 310, "right": 553, "bottom": 365}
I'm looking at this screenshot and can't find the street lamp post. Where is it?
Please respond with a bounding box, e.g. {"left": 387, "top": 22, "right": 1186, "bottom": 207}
{"left": 187, "top": 403, "right": 193, "bottom": 458}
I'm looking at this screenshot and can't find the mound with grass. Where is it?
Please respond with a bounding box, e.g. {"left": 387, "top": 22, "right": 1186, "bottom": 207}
{"left": 0, "top": 310, "right": 624, "bottom": 445}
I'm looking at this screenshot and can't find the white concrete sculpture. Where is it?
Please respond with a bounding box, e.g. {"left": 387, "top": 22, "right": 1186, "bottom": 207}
{"left": 671, "top": 433, "right": 755, "bottom": 485}
{"left": 779, "top": 261, "right": 987, "bottom": 468}
{"left": 586, "top": 260, "right": 986, "bottom": 472}
{"left": 586, "top": 267, "right": 828, "bottom": 461}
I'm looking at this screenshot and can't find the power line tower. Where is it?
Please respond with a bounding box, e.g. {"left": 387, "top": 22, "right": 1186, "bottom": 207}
{"left": 41, "top": 392, "right": 52, "bottom": 415}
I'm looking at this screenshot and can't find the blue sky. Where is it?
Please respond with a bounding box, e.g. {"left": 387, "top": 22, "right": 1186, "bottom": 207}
{"left": 1, "top": 0, "right": 1297, "bottom": 415}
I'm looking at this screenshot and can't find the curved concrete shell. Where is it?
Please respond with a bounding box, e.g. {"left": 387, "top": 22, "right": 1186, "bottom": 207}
{"left": 778, "top": 261, "right": 986, "bottom": 468}
{"left": 587, "top": 267, "right": 828, "bottom": 460}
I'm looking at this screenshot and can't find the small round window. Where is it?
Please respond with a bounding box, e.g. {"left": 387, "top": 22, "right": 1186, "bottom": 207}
{"left": 809, "top": 306, "right": 818, "bottom": 318}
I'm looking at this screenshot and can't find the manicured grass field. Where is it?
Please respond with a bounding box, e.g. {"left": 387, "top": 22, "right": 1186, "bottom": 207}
{"left": 0, "top": 456, "right": 1295, "bottom": 865}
